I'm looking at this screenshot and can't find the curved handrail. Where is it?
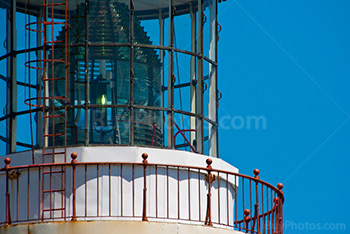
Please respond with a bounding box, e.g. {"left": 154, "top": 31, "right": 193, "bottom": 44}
{"left": 0, "top": 153, "right": 284, "bottom": 234}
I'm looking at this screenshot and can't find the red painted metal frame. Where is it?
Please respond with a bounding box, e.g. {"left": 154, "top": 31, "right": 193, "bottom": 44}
{"left": 0, "top": 153, "right": 284, "bottom": 234}
{"left": 174, "top": 122, "right": 198, "bottom": 153}
{"left": 23, "top": 0, "right": 71, "bottom": 221}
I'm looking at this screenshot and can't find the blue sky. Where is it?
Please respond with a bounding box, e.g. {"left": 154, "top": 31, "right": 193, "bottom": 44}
{"left": 218, "top": 0, "right": 349, "bottom": 233}
{"left": 0, "top": 0, "right": 349, "bottom": 233}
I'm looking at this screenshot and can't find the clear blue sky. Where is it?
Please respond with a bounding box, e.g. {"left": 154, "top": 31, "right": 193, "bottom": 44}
{"left": 0, "top": 0, "right": 349, "bottom": 233}
{"left": 218, "top": 0, "right": 349, "bottom": 233}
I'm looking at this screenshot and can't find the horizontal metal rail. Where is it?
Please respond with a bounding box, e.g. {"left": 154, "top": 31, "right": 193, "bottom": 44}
{"left": 0, "top": 153, "right": 284, "bottom": 234}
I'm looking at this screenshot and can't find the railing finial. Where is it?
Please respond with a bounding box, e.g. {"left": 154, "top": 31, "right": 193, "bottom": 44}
{"left": 253, "top": 169, "right": 260, "bottom": 179}
{"left": 206, "top": 158, "right": 212, "bottom": 169}
{"left": 142, "top": 153, "right": 148, "bottom": 164}
{"left": 244, "top": 209, "right": 250, "bottom": 231}
{"left": 71, "top": 152, "right": 78, "bottom": 161}
{"left": 4, "top": 157, "right": 11, "bottom": 169}
{"left": 277, "top": 183, "right": 283, "bottom": 191}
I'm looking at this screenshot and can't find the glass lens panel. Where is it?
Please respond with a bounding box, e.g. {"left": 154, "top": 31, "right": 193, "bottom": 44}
{"left": 133, "top": 109, "right": 164, "bottom": 147}
{"left": 173, "top": 53, "right": 193, "bottom": 113}
{"left": 67, "top": 107, "right": 86, "bottom": 146}
{"left": 88, "top": 0, "right": 130, "bottom": 44}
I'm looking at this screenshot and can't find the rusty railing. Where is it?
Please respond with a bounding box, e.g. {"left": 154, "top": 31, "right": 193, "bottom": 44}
{"left": 0, "top": 153, "right": 284, "bottom": 234}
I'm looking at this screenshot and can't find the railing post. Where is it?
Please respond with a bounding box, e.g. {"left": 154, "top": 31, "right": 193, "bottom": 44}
{"left": 254, "top": 169, "right": 260, "bottom": 234}
{"left": 71, "top": 152, "right": 77, "bottom": 221}
{"left": 142, "top": 153, "right": 148, "bottom": 221}
{"left": 4, "top": 157, "right": 11, "bottom": 225}
{"left": 205, "top": 158, "right": 213, "bottom": 226}
{"left": 244, "top": 209, "right": 250, "bottom": 233}
{"left": 277, "top": 183, "right": 284, "bottom": 234}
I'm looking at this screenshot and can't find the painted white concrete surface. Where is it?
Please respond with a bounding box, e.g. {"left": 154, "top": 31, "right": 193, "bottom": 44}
{"left": 0, "top": 220, "right": 245, "bottom": 234}
{"left": 0, "top": 147, "right": 238, "bottom": 228}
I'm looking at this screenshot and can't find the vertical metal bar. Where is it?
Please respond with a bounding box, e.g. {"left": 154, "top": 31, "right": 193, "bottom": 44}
{"left": 208, "top": 0, "right": 218, "bottom": 157}
{"left": 132, "top": 164, "right": 135, "bottom": 217}
{"left": 38, "top": 167, "right": 41, "bottom": 220}
{"left": 97, "top": 164, "right": 99, "bottom": 217}
{"left": 267, "top": 187, "right": 270, "bottom": 234}
{"left": 16, "top": 168, "right": 19, "bottom": 221}
{"left": 85, "top": 165, "right": 87, "bottom": 217}
{"left": 242, "top": 178, "right": 245, "bottom": 216}
{"left": 277, "top": 184, "right": 284, "bottom": 234}
{"left": 159, "top": 13, "right": 165, "bottom": 143}
{"left": 36, "top": 9, "right": 43, "bottom": 149}
{"left": 49, "top": 166, "right": 52, "bottom": 219}
{"left": 4, "top": 158, "right": 11, "bottom": 225}
{"left": 121, "top": 164, "right": 123, "bottom": 216}
{"left": 234, "top": 175, "right": 237, "bottom": 228}
{"left": 6, "top": 0, "right": 17, "bottom": 154}
{"left": 214, "top": 0, "right": 219, "bottom": 157}
{"left": 50, "top": 0, "right": 55, "bottom": 159}
{"left": 205, "top": 159, "right": 212, "bottom": 226}
{"left": 279, "top": 196, "right": 283, "bottom": 234}
{"left": 177, "top": 167, "right": 180, "bottom": 220}
{"left": 129, "top": 0, "right": 135, "bottom": 145}
{"left": 271, "top": 191, "right": 274, "bottom": 234}
{"left": 155, "top": 165, "right": 158, "bottom": 218}
{"left": 190, "top": 3, "right": 196, "bottom": 149}
{"left": 226, "top": 173, "right": 229, "bottom": 226}
{"left": 109, "top": 164, "right": 111, "bottom": 217}
{"left": 27, "top": 168, "right": 30, "bottom": 220}
{"left": 198, "top": 169, "right": 201, "bottom": 221}
{"left": 167, "top": 166, "right": 169, "bottom": 219}
{"left": 142, "top": 153, "right": 148, "bottom": 221}
{"left": 71, "top": 153, "right": 77, "bottom": 221}
{"left": 84, "top": 0, "right": 90, "bottom": 145}
{"left": 167, "top": 0, "right": 175, "bottom": 149}
{"left": 62, "top": 166, "right": 65, "bottom": 219}
{"left": 217, "top": 171, "right": 220, "bottom": 224}
{"left": 262, "top": 185, "right": 265, "bottom": 234}
{"left": 188, "top": 168, "right": 191, "bottom": 220}
{"left": 249, "top": 179, "right": 252, "bottom": 230}
{"left": 196, "top": 0, "right": 204, "bottom": 154}
{"left": 42, "top": 0, "right": 48, "bottom": 150}
{"left": 255, "top": 182, "right": 260, "bottom": 233}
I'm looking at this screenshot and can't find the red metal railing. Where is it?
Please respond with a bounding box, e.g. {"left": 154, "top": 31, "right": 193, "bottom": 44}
{"left": 0, "top": 153, "right": 284, "bottom": 234}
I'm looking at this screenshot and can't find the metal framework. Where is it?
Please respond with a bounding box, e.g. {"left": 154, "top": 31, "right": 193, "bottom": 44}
{"left": 22, "top": 0, "right": 70, "bottom": 219}
{"left": 0, "top": 0, "right": 220, "bottom": 158}
{"left": 0, "top": 153, "right": 285, "bottom": 234}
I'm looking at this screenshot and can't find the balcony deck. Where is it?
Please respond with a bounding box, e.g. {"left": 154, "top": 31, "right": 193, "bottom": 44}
{"left": 0, "top": 147, "right": 284, "bottom": 234}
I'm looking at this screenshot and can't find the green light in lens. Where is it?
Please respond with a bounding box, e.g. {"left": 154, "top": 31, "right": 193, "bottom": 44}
{"left": 101, "top": 95, "right": 107, "bottom": 105}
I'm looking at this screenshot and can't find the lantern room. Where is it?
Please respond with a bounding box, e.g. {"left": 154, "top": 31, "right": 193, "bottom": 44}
{"left": 0, "top": 0, "right": 219, "bottom": 157}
